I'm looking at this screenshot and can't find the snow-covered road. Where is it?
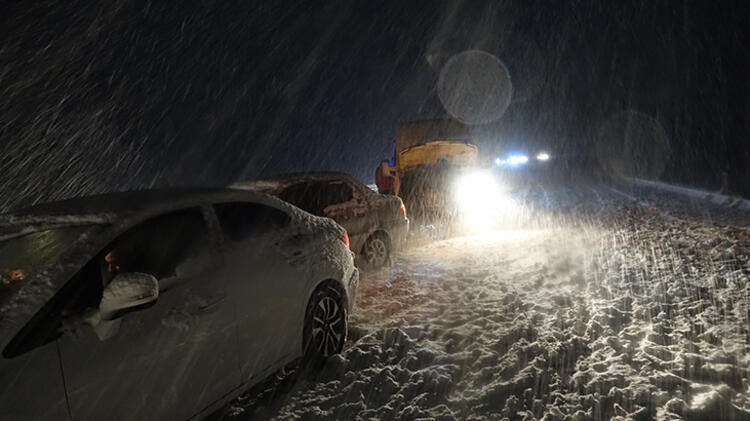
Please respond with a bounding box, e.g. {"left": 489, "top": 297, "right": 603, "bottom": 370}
{"left": 226, "top": 185, "right": 750, "bottom": 420}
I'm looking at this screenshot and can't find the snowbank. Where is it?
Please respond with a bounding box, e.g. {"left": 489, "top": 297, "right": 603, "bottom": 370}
{"left": 627, "top": 178, "right": 750, "bottom": 211}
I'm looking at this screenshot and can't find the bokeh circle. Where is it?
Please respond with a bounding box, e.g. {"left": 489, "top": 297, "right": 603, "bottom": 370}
{"left": 438, "top": 50, "right": 513, "bottom": 125}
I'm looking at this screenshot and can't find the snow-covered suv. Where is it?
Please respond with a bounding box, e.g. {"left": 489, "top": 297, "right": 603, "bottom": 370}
{"left": 236, "top": 172, "right": 410, "bottom": 268}
{"left": 0, "top": 188, "right": 358, "bottom": 420}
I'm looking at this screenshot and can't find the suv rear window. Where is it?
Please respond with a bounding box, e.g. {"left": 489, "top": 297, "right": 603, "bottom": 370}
{"left": 214, "top": 202, "right": 291, "bottom": 242}
{"left": 279, "top": 181, "right": 354, "bottom": 215}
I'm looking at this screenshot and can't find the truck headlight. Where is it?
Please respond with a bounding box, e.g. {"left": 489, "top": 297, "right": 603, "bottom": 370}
{"left": 453, "top": 170, "right": 514, "bottom": 230}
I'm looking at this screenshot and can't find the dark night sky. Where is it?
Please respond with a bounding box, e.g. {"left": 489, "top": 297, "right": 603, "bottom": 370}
{"left": 1, "top": 0, "right": 749, "bottom": 209}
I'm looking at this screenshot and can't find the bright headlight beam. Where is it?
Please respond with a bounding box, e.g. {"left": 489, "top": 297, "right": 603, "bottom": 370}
{"left": 536, "top": 152, "right": 550, "bottom": 161}
{"left": 454, "top": 170, "right": 500, "bottom": 210}
{"left": 453, "top": 170, "right": 516, "bottom": 231}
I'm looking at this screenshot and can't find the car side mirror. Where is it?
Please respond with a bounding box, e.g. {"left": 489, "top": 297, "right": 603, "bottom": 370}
{"left": 99, "top": 272, "right": 159, "bottom": 321}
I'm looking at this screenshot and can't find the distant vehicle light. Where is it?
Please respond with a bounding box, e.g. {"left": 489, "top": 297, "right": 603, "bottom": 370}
{"left": 536, "top": 152, "right": 550, "bottom": 161}
{"left": 494, "top": 157, "right": 502, "bottom": 166}
{"left": 506, "top": 154, "right": 529, "bottom": 166}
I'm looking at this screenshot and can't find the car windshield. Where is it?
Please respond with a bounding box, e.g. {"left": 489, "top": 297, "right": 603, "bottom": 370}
{"left": 0, "top": 225, "right": 98, "bottom": 305}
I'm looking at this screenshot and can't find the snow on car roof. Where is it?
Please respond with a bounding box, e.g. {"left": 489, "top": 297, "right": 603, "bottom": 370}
{"left": 3, "top": 188, "right": 286, "bottom": 220}
{"left": 0, "top": 188, "right": 325, "bottom": 241}
{"left": 233, "top": 172, "right": 366, "bottom": 193}
{"left": 7, "top": 188, "right": 227, "bottom": 216}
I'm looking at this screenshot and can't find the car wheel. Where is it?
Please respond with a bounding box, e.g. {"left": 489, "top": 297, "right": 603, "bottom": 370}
{"left": 303, "top": 284, "right": 347, "bottom": 365}
{"left": 363, "top": 233, "right": 390, "bottom": 268}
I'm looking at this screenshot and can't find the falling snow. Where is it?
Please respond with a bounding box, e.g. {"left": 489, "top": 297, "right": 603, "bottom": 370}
{"left": 2, "top": 1, "right": 749, "bottom": 419}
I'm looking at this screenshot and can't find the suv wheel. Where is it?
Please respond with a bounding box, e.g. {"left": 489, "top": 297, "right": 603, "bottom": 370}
{"left": 363, "top": 234, "right": 390, "bottom": 268}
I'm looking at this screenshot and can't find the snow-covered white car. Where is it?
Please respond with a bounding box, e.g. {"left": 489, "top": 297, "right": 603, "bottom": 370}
{"left": 235, "top": 172, "right": 409, "bottom": 268}
{"left": 0, "top": 188, "right": 358, "bottom": 420}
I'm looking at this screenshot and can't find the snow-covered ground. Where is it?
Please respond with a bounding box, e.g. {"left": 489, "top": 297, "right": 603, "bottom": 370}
{"left": 223, "top": 185, "right": 750, "bottom": 420}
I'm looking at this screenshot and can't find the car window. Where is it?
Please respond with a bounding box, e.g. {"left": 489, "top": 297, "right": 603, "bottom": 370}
{"left": 349, "top": 178, "right": 374, "bottom": 197}
{"left": 2, "top": 208, "right": 209, "bottom": 359}
{"left": 104, "top": 208, "right": 210, "bottom": 280}
{"left": 278, "top": 182, "right": 322, "bottom": 214}
{"left": 278, "top": 181, "right": 354, "bottom": 215}
{"left": 214, "top": 202, "right": 291, "bottom": 242}
{"left": 319, "top": 181, "right": 354, "bottom": 207}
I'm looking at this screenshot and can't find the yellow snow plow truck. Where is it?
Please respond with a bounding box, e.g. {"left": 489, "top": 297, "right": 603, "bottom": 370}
{"left": 375, "top": 119, "right": 478, "bottom": 223}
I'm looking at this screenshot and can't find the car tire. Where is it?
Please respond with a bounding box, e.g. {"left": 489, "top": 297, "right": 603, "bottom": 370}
{"left": 302, "top": 284, "right": 348, "bottom": 367}
{"left": 363, "top": 233, "right": 390, "bottom": 268}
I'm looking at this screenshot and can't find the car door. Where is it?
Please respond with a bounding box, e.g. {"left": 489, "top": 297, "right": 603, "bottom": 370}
{"left": 211, "top": 201, "right": 310, "bottom": 381}
{"left": 0, "top": 340, "right": 68, "bottom": 419}
{"left": 56, "top": 207, "right": 241, "bottom": 420}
